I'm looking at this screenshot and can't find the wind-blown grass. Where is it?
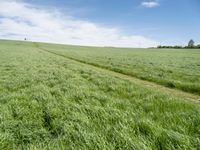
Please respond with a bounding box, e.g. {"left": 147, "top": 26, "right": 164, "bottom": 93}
{"left": 0, "top": 40, "right": 200, "bottom": 149}
{"left": 38, "top": 42, "right": 200, "bottom": 95}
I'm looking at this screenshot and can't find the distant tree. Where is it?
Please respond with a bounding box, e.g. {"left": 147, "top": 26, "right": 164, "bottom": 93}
{"left": 174, "top": 45, "right": 182, "bottom": 49}
{"left": 157, "top": 45, "right": 183, "bottom": 49}
{"left": 157, "top": 41, "right": 200, "bottom": 49}
{"left": 188, "top": 39, "right": 195, "bottom": 47}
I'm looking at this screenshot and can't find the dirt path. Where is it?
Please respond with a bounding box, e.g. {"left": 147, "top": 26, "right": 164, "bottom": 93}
{"left": 36, "top": 46, "right": 200, "bottom": 103}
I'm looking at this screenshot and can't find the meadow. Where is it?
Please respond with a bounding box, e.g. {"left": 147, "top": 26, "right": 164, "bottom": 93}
{"left": 38, "top": 43, "right": 200, "bottom": 95}
{"left": 0, "top": 40, "right": 200, "bottom": 149}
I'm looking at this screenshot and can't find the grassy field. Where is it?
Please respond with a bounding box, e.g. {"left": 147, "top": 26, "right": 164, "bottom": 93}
{"left": 0, "top": 40, "right": 200, "bottom": 149}
{"left": 38, "top": 43, "right": 200, "bottom": 95}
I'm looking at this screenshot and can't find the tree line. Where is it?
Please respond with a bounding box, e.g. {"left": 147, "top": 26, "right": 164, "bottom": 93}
{"left": 157, "top": 39, "right": 200, "bottom": 49}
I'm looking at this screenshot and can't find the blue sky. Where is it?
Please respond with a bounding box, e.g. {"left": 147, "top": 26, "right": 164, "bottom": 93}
{"left": 0, "top": 0, "right": 199, "bottom": 47}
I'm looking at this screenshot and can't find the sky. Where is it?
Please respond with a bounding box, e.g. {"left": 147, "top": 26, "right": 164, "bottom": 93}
{"left": 0, "top": 0, "right": 199, "bottom": 48}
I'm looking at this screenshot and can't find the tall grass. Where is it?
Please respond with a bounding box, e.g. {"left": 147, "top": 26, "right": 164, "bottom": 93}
{"left": 0, "top": 40, "right": 200, "bottom": 149}
{"left": 38, "top": 42, "right": 200, "bottom": 95}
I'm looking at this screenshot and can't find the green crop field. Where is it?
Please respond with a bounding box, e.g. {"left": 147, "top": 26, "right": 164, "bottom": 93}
{"left": 0, "top": 40, "right": 200, "bottom": 149}
{"left": 37, "top": 42, "right": 200, "bottom": 95}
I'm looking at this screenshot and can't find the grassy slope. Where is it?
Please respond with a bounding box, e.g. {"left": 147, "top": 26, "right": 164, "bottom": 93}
{"left": 0, "top": 40, "right": 200, "bottom": 149}
{"left": 38, "top": 43, "right": 200, "bottom": 95}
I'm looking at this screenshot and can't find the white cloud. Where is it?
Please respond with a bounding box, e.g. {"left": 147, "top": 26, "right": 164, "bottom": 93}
{"left": 0, "top": 0, "right": 159, "bottom": 48}
{"left": 141, "top": 1, "right": 159, "bottom": 8}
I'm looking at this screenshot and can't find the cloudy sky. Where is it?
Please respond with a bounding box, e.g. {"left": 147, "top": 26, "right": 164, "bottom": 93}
{"left": 0, "top": 0, "right": 199, "bottom": 47}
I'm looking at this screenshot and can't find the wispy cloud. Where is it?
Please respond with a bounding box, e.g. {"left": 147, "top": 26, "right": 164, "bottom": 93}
{"left": 141, "top": 1, "right": 159, "bottom": 8}
{"left": 0, "top": 0, "right": 159, "bottom": 48}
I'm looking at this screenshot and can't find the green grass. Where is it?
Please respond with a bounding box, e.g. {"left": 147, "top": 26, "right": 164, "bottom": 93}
{"left": 37, "top": 42, "right": 200, "bottom": 95}
{"left": 0, "top": 40, "right": 200, "bottom": 149}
